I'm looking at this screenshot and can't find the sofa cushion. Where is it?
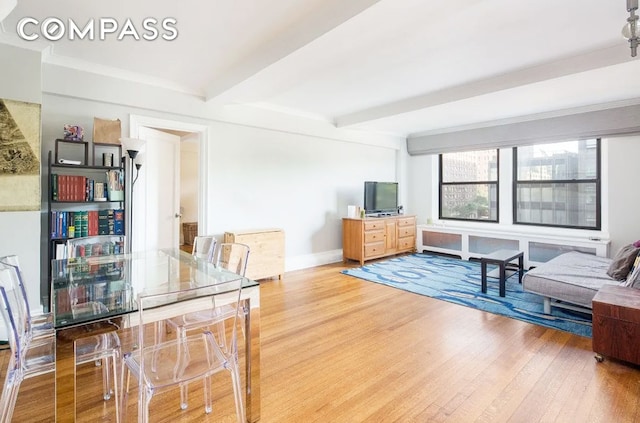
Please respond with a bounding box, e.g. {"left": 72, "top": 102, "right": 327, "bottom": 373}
{"left": 607, "top": 244, "right": 640, "bottom": 281}
{"left": 523, "top": 252, "right": 616, "bottom": 309}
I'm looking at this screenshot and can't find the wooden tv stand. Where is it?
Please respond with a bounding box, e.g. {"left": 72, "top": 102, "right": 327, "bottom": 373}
{"left": 342, "top": 215, "right": 416, "bottom": 265}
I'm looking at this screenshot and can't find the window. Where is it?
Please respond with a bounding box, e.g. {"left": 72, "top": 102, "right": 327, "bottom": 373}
{"left": 439, "top": 149, "right": 499, "bottom": 222}
{"left": 513, "top": 139, "right": 600, "bottom": 229}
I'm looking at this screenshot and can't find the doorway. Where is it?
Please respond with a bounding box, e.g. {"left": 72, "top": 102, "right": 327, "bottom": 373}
{"left": 129, "top": 115, "right": 209, "bottom": 252}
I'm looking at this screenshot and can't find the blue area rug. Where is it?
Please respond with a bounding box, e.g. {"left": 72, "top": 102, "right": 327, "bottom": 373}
{"left": 342, "top": 253, "right": 592, "bottom": 338}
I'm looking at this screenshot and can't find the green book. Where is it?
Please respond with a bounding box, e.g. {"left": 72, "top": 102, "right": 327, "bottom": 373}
{"left": 81, "top": 211, "right": 89, "bottom": 237}
{"left": 52, "top": 174, "right": 58, "bottom": 201}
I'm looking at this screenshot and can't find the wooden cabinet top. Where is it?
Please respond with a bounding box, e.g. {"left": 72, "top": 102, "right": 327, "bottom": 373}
{"left": 224, "top": 228, "right": 284, "bottom": 236}
{"left": 343, "top": 215, "right": 415, "bottom": 222}
{"left": 593, "top": 285, "right": 640, "bottom": 310}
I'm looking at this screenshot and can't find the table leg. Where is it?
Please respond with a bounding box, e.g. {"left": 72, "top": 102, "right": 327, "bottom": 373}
{"left": 55, "top": 321, "right": 124, "bottom": 422}
{"left": 518, "top": 255, "right": 523, "bottom": 284}
{"left": 499, "top": 263, "right": 506, "bottom": 297}
{"left": 245, "top": 289, "right": 261, "bottom": 423}
{"left": 55, "top": 331, "right": 75, "bottom": 423}
{"left": 481, "top": 261, "right": 487, "bottom": 294}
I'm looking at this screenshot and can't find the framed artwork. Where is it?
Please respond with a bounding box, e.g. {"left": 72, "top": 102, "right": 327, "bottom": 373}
{"left": 0, "top": 98, "right": 41, "bottom": 211}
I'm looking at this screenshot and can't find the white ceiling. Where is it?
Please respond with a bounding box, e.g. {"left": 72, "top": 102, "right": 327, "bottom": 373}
{"left": 1, "top": 0, "right": 639, "bottom": 138}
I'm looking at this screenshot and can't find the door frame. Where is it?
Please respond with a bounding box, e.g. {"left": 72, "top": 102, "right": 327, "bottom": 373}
{"left": 129, "top": 115, "right": 209, "bottom": 249}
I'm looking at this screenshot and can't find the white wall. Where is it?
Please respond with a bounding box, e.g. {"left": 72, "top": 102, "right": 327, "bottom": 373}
{"left": 407, "top": 136, "right": 640, "bottom": 256}
{"left": 406, "top": 154, "right": 433, "bottom": 224}
{"left": 0, "top": 44, "right": 43, "bottom": 317}
{"left": 204, "top": 122, "right": 396, "bottom": 268}
{"left": 607, "top": 135, "right": 640, "bottom": 254}
{"left": 39, "top": 64, "right": 405, "bottom": 275}
{"left": 179, "top": 135, "right": 199, "bottom": 244}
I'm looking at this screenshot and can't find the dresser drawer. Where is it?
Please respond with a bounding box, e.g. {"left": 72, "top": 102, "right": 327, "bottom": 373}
{"left": 364, "top": 220, "right": 385, "bottom": 231}
{"left": 397, "top": 217, "right": 416, "bottom": 227}
{"left": 364, "top": 231, "right": 384, "bottom": 244}
{"left": 398, "top": 237, "right": 415, "bottom": 250}
{"left": 364, "top": 242, "right": 385, "bottom": 258}
{"left": 398, "top": 226, "right": 414, "bottom": 238}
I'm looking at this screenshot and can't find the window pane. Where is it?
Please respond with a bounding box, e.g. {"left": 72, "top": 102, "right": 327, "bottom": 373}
{"left": 441, "top": 184, "right": 497, "bottom": 221}
{"left": 442, "top": 150, "right": 498, "bottom": 182}
{"left": 515, "top": 182, "right": 597, "bottom": 227}
{"left": 517, "top": 140, "right": 598, "bottom": 181}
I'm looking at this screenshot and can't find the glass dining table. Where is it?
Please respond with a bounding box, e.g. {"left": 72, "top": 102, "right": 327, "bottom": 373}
{"left": 50, "top": 249, "right": 260, "bottom": 422}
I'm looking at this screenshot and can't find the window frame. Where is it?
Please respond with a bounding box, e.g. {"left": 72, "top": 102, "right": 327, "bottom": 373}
{"left": 512, "top": 139, "right": 601, "bottom": 230}
{"left": 438, "top": 149, "right": 500, "bottom": 223}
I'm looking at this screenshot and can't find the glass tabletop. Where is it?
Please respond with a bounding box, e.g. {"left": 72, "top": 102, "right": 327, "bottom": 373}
{"left": 50, "top": 248, "right": 257, "bottom": 329}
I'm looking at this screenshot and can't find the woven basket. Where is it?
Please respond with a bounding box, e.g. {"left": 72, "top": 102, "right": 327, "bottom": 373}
{"left": 182, "top": 222, "right": 197, "bottom": 245}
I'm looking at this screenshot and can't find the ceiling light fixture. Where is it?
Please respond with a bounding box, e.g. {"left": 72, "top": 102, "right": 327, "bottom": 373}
{"left": 623, "top": 0, "right": 640, "bottom": 57}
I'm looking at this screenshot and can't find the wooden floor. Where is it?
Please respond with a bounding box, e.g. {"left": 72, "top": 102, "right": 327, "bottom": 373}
{"left": 3, "top": 257, "right": 640, "bottom": 422}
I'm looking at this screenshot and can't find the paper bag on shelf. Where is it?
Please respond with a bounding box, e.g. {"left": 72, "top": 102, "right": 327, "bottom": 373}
{"left": 93, "top": 118, "right": 122, "bottom": 145}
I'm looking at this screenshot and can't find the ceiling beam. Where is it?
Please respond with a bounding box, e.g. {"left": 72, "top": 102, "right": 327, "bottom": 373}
{"left": 204, "top": 0, "right": 382, "bottom": 103}
{"left": 335, "top": 44, "right": 633, "bottom": 128}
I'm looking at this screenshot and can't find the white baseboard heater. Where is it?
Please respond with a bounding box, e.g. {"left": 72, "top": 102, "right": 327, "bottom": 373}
{"left": 416, "top": 224, "right": 610, "bottom": 269}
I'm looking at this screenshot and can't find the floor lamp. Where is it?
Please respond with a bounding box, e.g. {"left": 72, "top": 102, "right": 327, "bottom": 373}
{"left": 120, "top": 138, "right": 145, "bottom": 253}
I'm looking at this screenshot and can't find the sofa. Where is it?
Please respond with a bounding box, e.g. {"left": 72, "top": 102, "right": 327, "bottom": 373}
{"left": 522, "top": 251, "right": 621, "bottom": 314}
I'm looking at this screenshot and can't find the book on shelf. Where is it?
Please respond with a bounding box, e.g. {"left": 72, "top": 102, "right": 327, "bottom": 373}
{"left": 51, "top": 209, "right": 123, "bottom": 239}
{"left": 114, "top": 209, "right": 124, "bottom": 235}
{"left": 88, "top": 210, "right": 99, "bottom": 236}
{"left": 51, "top": 174, "right": 111, "bottom": 202}
{"left": 51, "top": 174, "right": 58, "bottom": 201}
{"left": 55, "top": 242, "right": 66, "bottom": 260}
{"left": 94, "top": 182, "right": 107, "bottom": 201}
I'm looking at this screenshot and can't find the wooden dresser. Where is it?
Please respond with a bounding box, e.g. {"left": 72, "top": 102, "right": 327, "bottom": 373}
{"left": 223, "top": 228, "right": 285, "bottom": 280}
{"left": 342, "top": 215, "right": 416, "bottom": 265}
{"left": 592, "top": 285, "right": 640, "bottom": 365}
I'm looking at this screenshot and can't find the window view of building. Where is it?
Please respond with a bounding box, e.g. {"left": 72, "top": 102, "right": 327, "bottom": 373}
{"left": 514, "top": 139, "right": 600, "bottom": 229}
{"left": 439, "top": 149, "right": 499, "bottom": 222}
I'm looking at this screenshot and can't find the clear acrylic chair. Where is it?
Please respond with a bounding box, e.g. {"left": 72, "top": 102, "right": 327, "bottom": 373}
{"left": 164, "top": 243, "right": 250, "bottom": 409}
{"left": 153, "top": 235, "right": 217, "bottom": 355}
{"left": 67, "top": 285, "right": 123, "bottom": 416}
{"left": 0, "top": 255, "right": 54, "bottom": 342}
{"left": 120, "top": 278, "right": 246, "bottom": 422}
{"left": 0, "top": 266, "right": 56, "bottom": 423}
{"left": 66, "top": 235, "right": 126, "bottom": 258}
{"left": 191, "top": 236, "right": 217, "bottom": 263}
{"left": 166, "top": 243, "right": 250, "bottom": 347}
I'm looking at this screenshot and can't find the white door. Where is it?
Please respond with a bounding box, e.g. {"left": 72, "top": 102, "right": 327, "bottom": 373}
{"left": 133, "top": 127, "right": 181, "bottom": 252}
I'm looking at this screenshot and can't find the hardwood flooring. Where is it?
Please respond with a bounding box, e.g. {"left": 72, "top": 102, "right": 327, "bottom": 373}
{"left": 3, "top": 258, "right": 640, "bottom": 422}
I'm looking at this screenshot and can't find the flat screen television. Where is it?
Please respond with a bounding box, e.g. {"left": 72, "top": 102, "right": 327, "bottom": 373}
{"left": 364, "top": 181, "right": 398, "bottom": 216}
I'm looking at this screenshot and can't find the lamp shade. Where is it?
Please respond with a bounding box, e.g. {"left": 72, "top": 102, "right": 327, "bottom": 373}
{"left": 119, "top": 138, "right": 145, "bottom": 159}
{"left": 134, "top": 151, "right": 145, "bottom": 166}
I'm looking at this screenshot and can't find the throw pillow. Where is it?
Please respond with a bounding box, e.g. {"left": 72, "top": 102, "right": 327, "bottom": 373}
{"left": 628, "top": 254, "right": 640, "bottom": 288}
{"left": 620, "top": 253, "right": 640, "bottom": 288}
{"left": 607, "top": 244, "right": 640, "bottom": 281}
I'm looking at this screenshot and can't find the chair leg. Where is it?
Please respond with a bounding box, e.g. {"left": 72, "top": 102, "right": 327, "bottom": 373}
{"left": 120, "top": 365, "right": 129, "bottom": 423}
{"left": 180, "top": 383, "right": 189, "bottom": 410}
{"left": 151, "top": 320, "right": 165, "bottom": 373}
{"left": 0, "top": 374, "right": 22, "bottom": 423}
{"left": 142, "top": 386, "right": 153, "bottom": 423}
{"left": 228, "top": 357, "right": 245, "bottom": 423}
{"left": 111, "top": 353, "right": 120, "bottom": 423}
{"left": 177, "top": 327, "right": 191, "bottom": 410}
{"left": 102, "top": 357, "right": 112, "bottom": 400}
{"left": 203, "top": 376, "right": 212, "bottom": 414}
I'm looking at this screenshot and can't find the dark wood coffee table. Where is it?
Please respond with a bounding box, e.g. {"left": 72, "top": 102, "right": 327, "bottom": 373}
{"left": 480, "top": 249, "right": 524, "bottom": 297}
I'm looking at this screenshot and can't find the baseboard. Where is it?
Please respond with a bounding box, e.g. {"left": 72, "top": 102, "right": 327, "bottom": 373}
{"left": 285, "top": 249, "right": 343, "bottom": 272}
